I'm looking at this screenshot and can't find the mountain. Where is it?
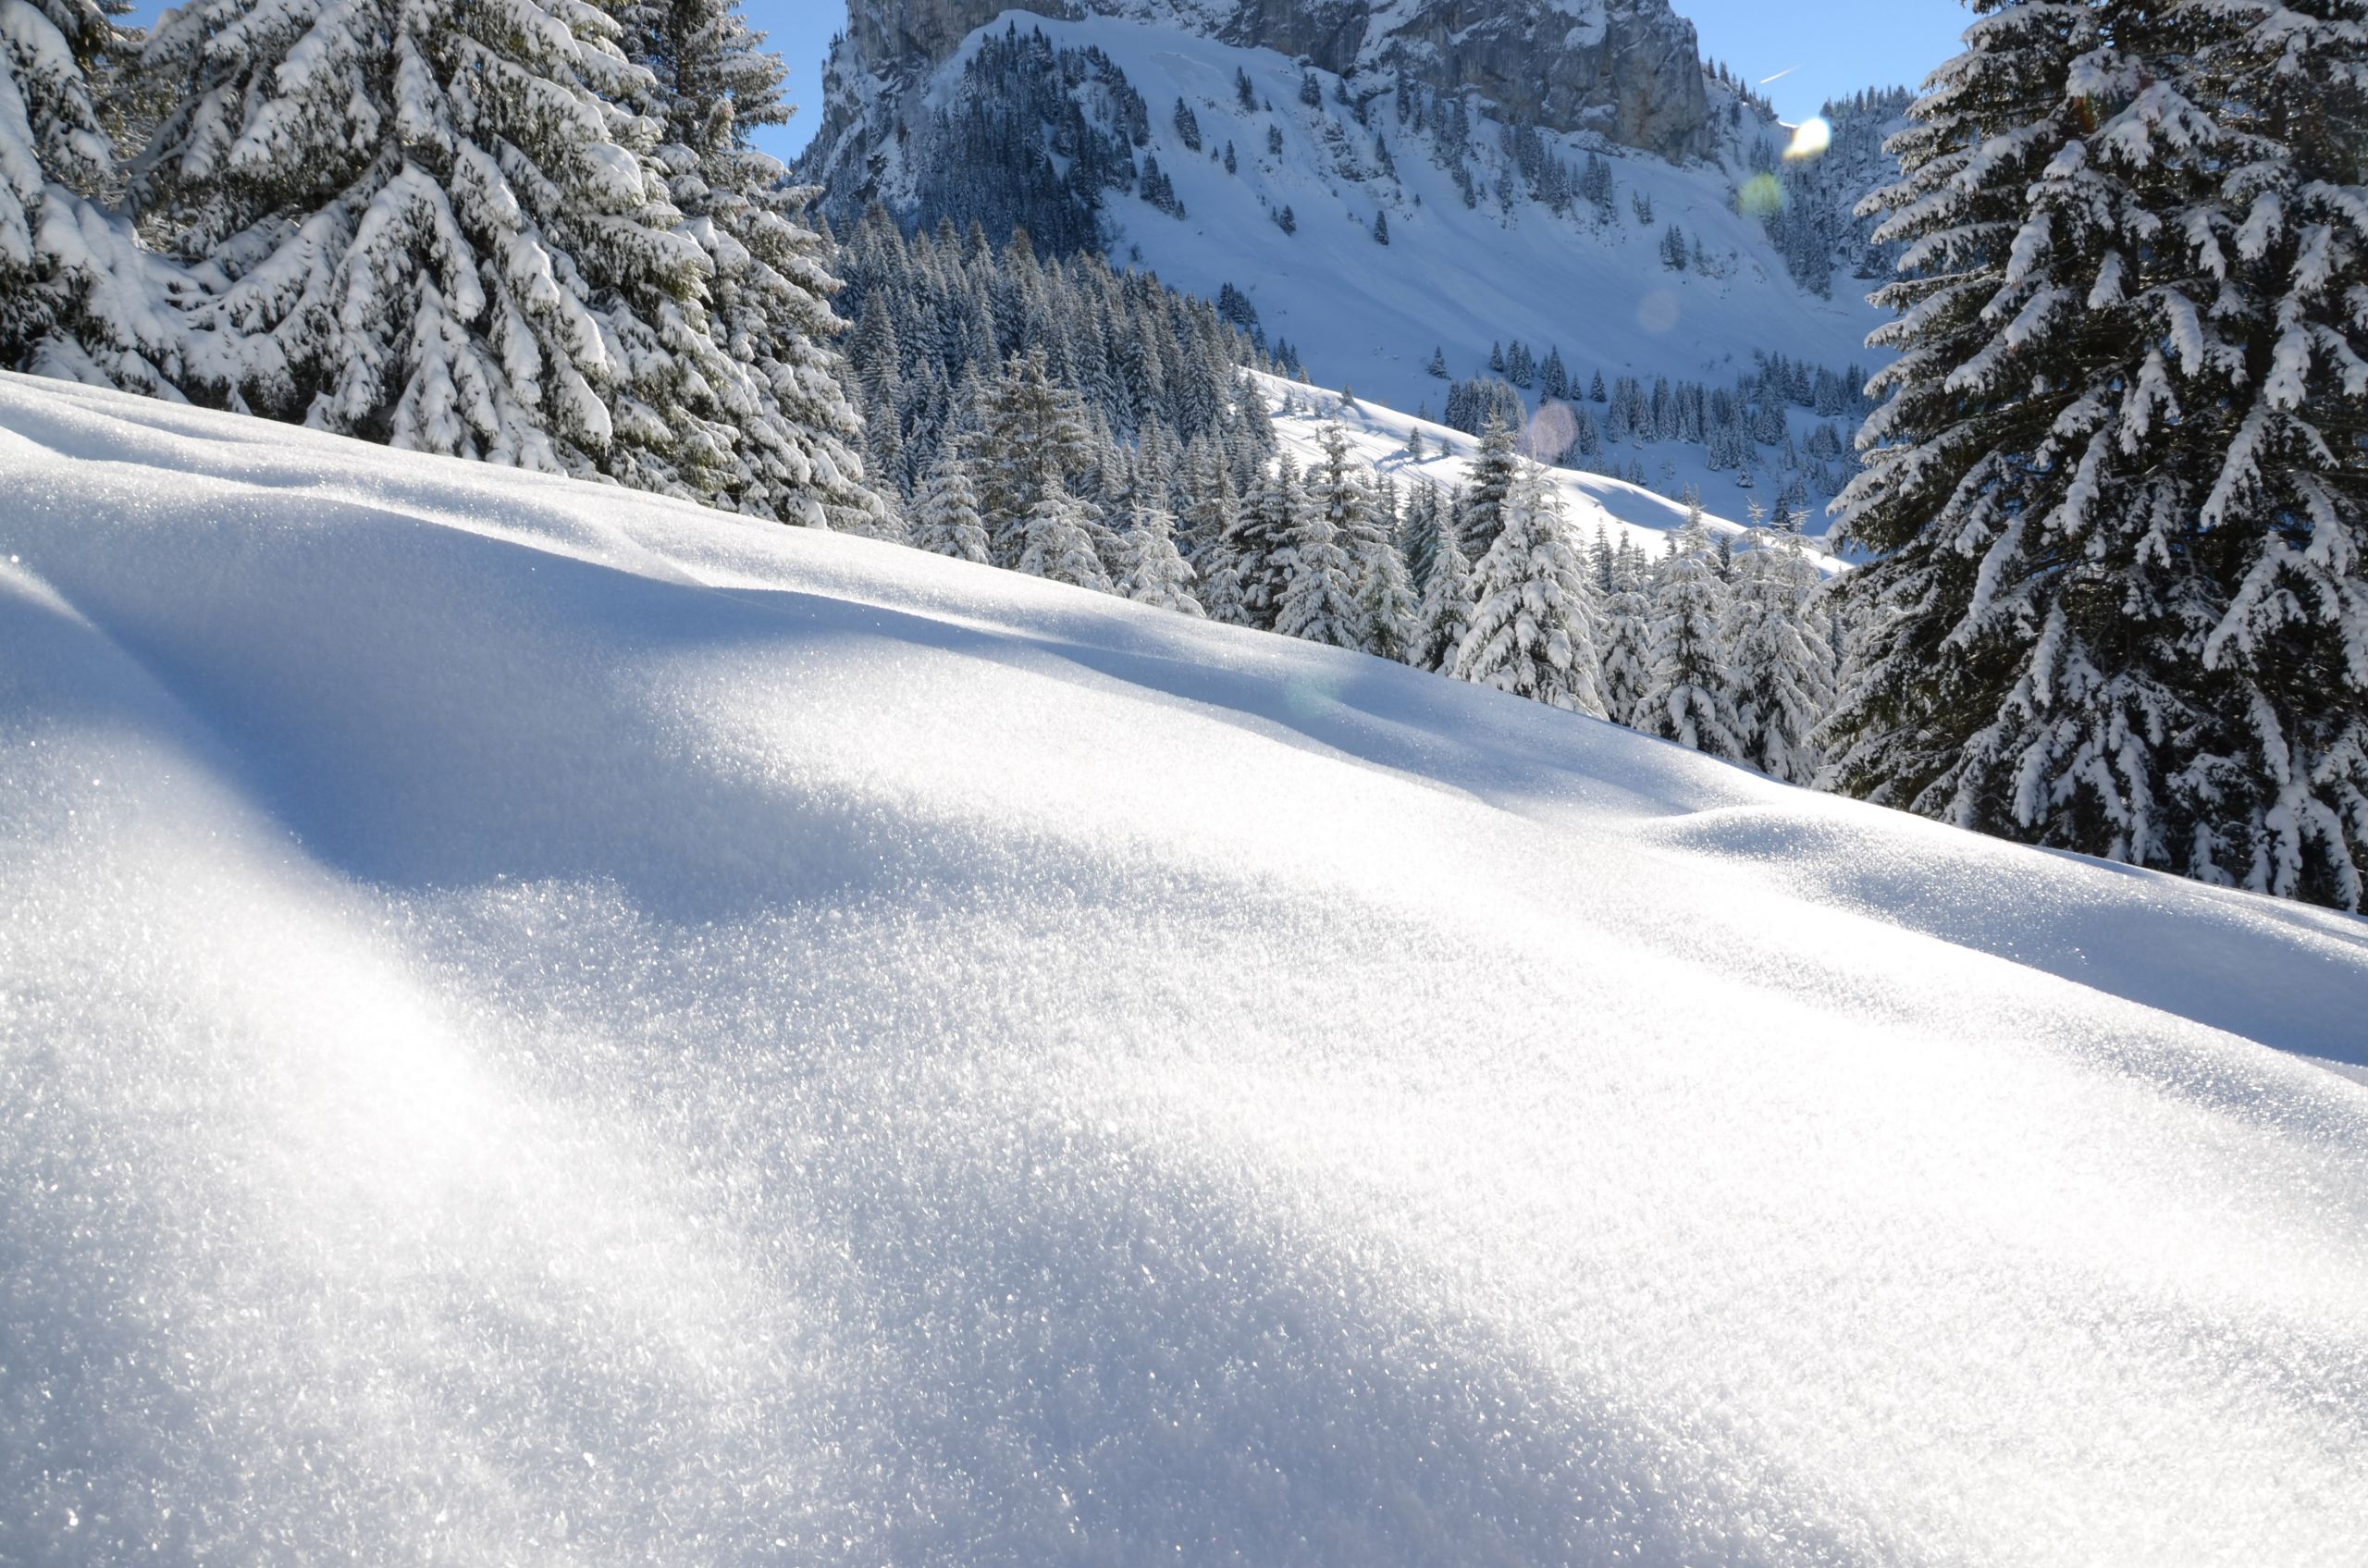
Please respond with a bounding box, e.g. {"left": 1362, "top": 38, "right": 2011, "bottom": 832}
{"left": 801, "top": 1, "right": 1895, "bottom": 459}
{"left": 814, "top": 0, "right": 1715, "bottom": 167}
{"left": 6, "top": 370, "right": 2365, "bottom": 1564}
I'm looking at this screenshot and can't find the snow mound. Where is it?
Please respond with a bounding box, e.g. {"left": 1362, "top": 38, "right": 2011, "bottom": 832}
{"left": 3, "top": 374, "right": 2364, "bottom": 1566}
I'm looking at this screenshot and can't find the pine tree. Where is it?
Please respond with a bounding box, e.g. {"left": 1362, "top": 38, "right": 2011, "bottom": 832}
{"left": 1276, "top": 517, "right": 1361, "bottom": 648}
{"left": 1723, "top": 525, "right": 1835, "bottom": 784}
{"left": 1414, "top": 512, "right": 1474, "bottom": 673}
{"left": 1199, "top": 534, "right": 1252, "bottom": 624}
{"left": 1017, "top": 477, "right": 1112, "bottom": 591}
{"left": 910, "top": 453, "right": 991, "bottom": 562}
{"left": 1460, "top": 409, "right": 1521, "bottom": 559}
{"left": 615, "top": 0, "right": 881, "bottom": 528}
{"left": 1638, "top": 515, "right": 1743, "bottom": 756}
{"left": 1305, "top": 422, "right": 1399, "bottom": 653}
{"left": 1121, "top": 490, "right": 1204, "bottom": 614}
{"left": 2171, "top": 0, "right": 2368, "bottom": 906}
{"left": 1452, "top": 460, "right": 1605, "bottom": 714}
{"left": 1, "top": 0, "right": 187, "bottom": 390}
{"left": 1826, "top": 0, "right": 2368, "bottom": 906}
{"left": 966, "top": 349, "right": 1095, "bottom": 564}
{"left": 137, "top": 0, "right": 759, "bottom": 499}
{"left": 1357, "top": 500, "right": 1418, "bottom": 661}
{"left": 1226, "top": 451, "right": 1301, "bottom": 629}
{"left": 1597, "top": 536, "right": 1654, "bottom": 726}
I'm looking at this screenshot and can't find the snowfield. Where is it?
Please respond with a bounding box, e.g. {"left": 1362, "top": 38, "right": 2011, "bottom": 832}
{"left": 1257, "top": 370, "right": 1849, "bottom": 563}
{"left": 4, "top": 374, "right": 2366, "bottom": 1566}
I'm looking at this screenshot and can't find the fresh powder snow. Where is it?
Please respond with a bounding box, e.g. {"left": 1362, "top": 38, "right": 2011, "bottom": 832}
{"left": 4, "top": 372, "right": 2366, "bottom": 1565}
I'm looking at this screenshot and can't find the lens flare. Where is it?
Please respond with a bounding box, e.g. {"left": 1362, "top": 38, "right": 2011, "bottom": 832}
{"left": 1783, "top": 117, "right": 1832, "bottom": 161}
{"left": 1738, "top": 173, "right": 1784, "bottom": 218}
{"left": 1523, "top": 401, "right": 1576, "bottom": 462}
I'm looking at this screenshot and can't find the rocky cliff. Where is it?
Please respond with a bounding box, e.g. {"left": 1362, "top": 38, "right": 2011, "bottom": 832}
{"left": 809, "top": 0, "right": 1711, "bottom": 173}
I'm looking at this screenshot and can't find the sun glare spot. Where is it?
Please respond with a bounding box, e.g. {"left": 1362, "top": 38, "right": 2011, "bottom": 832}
{"left": 1783, "top": 117, "right": 1832, "bottom": 161}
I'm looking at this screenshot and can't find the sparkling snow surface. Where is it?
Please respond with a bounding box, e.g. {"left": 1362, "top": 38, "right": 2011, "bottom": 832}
{"left": 3, "top": 376, "right": 2365, "bottom": 1567}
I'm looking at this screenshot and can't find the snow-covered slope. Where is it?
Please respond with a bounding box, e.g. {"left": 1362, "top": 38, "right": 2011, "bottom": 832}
{"left": 5, "top": 375, "right": 2366, "bottom": 1566}
{"left": 815, "top": 12, "right": 1886, "bottom": 414}
{"left": 1260, "top": 370, "right": 1849, "bottom": 561}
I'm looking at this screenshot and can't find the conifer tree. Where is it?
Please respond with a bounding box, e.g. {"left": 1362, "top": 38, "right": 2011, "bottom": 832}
{"left": 1723, "top": 525, "right": 1835, "bottom": 784}
{"left": 1452, "top": 460, "right": 1605, "bottom": 713}
{"left": 1121, "top": 491, "right": 1204, "bottom": 614}
{"left": 1, "top": 0, "right": 187, "bottom": 390}
{"left": 1638, "top": 516, "right": 1743, "bottom": 756}
{"left": 1199, "top": 534, "right": 1252, "bottom": 624}
{"left": 1399, "top": 474, "right": 1447, "bottom": 589}
{"left": 1460, "top": 409, "right": 1521, "bottom": 558}
{"left": 910, "top": 453, "right": 991, "bottom": 562}
{"left": 616, "top": 0, "right": 880, "bottom": 527}
{"left": 1225, "top": 451, "right": 1301, "bottom": 630}
{"left": 1017, "top": 476, "right": 1112, "bottom": 591}
{"left": 1178, "top": 437, "right": 1240, "bottom": 565}
{"left": 1355, "top": 474, "right": 1417, "bottom": 661}
{"left": 966, "top": 349, "right": 1094, "bottom": 564}
{"left": 1413, "top": 512, "right": 1473, "bottom": 673}
{"left": 1827, "top": 0, "right": 2368, "bottom": 906}
{"left": 1276, "top": 501, "right": 1361, "bottom": 648}
{"left": 1597, "top": 536, "right": 1654, "bottom": 726}
{"left": 137, "top": 0, "right": 753, "bottom": 497}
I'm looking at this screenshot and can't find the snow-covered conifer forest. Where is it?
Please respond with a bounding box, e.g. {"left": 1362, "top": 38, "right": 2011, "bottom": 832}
{"left": 4, "top": 0, "right": 2367, "bottom": 1559}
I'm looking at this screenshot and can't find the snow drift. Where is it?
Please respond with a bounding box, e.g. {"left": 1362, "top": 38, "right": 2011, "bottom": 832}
{"left": 2, "top": 374, "right": 2364, "bottom": 1567}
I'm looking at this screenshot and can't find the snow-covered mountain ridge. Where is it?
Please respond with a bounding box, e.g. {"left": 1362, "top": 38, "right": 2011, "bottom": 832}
{"left": 6, "top": 373, "right": 2366, "bottom": 1564}
{"left": 819, "top": 0, "right": 1712, "bottom": 162}
{"left": 803, "top": 7, "right": 1890, "bottom": 421}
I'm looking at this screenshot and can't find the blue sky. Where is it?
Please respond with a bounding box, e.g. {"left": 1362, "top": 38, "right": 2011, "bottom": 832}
{"left": 743, "top": 0, "right": 1977, "bottom": 161}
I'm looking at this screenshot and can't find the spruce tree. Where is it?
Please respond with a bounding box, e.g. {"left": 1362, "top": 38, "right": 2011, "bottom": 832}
{"left": 1225, "top": 451, "right": 1301, "bottom": 630}
{"left": 1305, "top": 423, "right": 1399, "bottom": 653}
{"left": 1723, "top": 525, "right": 1836, "bottom": 784}
{"left": 965, "top": 349, "right": 1094, "bottom": 564}
{"left": 616, "top": 0, "right": 880, "bottom": 527}
{"left": 1121, "top": 492, "right": 1204, "bottom": 614}
{"left": 2173, "top": 0, "right": 2368, "bottom": 905}
{"left": 1357, "top": 476, "right": 1418, "bottom": 661}
{"left": 1597, "top": 536, "right": 1654, "bottom": 727}
{"left": 1276, "top": 468, "right": 1362, "bottom": 648}
{"left": 1198, "top": 534, "right": 1252, "bottom": 624}
{"left": 1461, "top": 409, "right": 1521, "bottom": 559}
{"left": 1638, "top": 516, "right": 1743, "bottom": 756}
{"left": 1, "top": 0, "right": 186, "bottom": 390}
{"left": 1452, "top": 461, "right": 1605, "bottom": 714}
{"left": 1827, "top": 0, "right": 2368, "bottom": 906}
{"left": 910, "top": 453, "right": 992, "bottom": 562}
{"left": 137, "top": 0, "right": 752, "bottom": 496}
{"left": 1017, "top": 477, "right": 1112, "bottom": 591}
{"left": 1413, "top": 512, "right": 1473, "bottom": 673}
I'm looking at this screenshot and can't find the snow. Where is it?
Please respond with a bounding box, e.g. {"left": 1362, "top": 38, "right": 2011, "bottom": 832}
{"left": 936, "top": 12, "right": 1888, "bottom": 414}
{"left": 3, "top": 372, "right": 2366, "bottom": 1565}
{"left": 1259, "top": 370, "right": 1846, "bottom": 565}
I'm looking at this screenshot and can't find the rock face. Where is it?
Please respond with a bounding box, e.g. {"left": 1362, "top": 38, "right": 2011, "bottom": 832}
{"left": 815, "top": 0, "right": 1710, "bottom": 167}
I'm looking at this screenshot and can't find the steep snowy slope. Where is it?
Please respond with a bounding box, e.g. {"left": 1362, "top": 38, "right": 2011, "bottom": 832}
{"left": 5, "top": 375, "right": 2367, "bottom": 1566}
{"left": 810, "top": 13, "right": 1887, "bottom": 414}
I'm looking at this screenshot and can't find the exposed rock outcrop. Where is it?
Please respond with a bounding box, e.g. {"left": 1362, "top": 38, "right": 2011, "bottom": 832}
{"left": 808, "top": 0, "right": 1710, "bottom": 177}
